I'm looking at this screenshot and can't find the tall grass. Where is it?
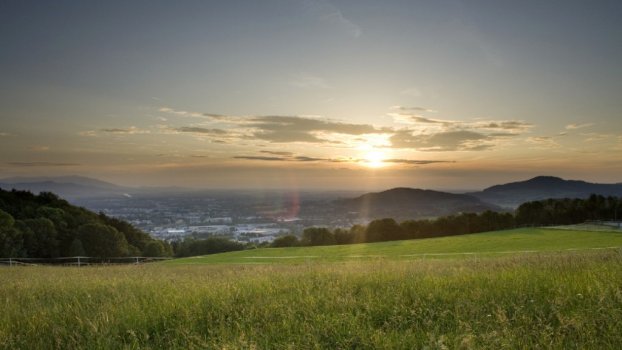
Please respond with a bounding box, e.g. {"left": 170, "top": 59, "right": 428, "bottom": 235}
{"left": 1, "top": 251, "right": 622, "bottom": 349}
{"left": 167, "top": 228, "right": 622, "bottom": 265}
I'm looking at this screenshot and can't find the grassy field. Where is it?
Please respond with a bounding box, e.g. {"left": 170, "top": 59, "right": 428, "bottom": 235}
{"left": 2, "top": 228, "right": 622, "bottom": 349}
{"left": 168, "top": 228, "right": 622, "bottom": 264}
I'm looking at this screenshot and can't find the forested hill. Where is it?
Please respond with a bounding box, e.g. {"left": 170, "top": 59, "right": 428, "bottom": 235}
{"left": 333, "top": 187, "right": 499, "bottom": 221}
{"left": 0, "top": 188, "right": 172, "bottom": 258}
{"left": 470, "top": 176, "right": 622, "bottom": 208}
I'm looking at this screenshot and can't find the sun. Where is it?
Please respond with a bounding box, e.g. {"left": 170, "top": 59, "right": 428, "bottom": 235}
{"left": 363, "top": 150, "right": 386, "bottom": 168}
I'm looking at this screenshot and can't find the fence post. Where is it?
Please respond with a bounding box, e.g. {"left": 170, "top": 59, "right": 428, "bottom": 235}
{"left": 9, "top": 258, "right": 12, "bottom": 267}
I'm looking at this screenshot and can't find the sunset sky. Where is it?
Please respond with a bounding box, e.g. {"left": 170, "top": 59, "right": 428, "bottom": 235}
{"left": 1, "top": 0, "right": 621, "bottom": 190}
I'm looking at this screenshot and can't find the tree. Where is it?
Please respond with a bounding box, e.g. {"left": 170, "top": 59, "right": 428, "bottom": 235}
{"left": 349, "top": 225, "right": 367, "bottom": 243}
{"left": 67, "top": 238, "right": 86, "bottom": 256}
{"left": 366, "top": 218, "right": 405, "bottom": 242}
{"left": 174, "top": 237, "right": 245, "bottom": 257}
{"left": 78, "top": 223, "right": 129, "bottom": 257}
{"left": 0, "top": 210, "right": 24, "bottom": 257}
{"left": 20, "top": 218, "right": 60, "bottom": 258}
{"left": 143, "top": 241, "right": 168, "bottom": 257}
{"left": 302, "top": 227, "right": 335, "bottom": 246}
{"left": 334, "top": 228, "right": 355, "bottom": 245}
{"left": 272, "top": 234, "right": 299, "bottom": 247}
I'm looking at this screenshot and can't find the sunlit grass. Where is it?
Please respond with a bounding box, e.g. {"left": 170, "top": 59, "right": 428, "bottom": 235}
{"left": 1, "top": 250, "right": 622, "bottom": 349}
{"left": 168, "top": 228, "right": 622, "bottom": 265}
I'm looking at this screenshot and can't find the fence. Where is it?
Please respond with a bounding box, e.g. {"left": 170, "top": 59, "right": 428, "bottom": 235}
{"left": 0, "top": 256, "right": 171, "bottom": 267}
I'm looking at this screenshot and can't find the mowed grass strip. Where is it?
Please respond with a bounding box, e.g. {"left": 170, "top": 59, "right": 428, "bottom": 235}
{"left": 168, "top": 228, "right": 622, "bottom": 264}
{"left": 1, "top": 251, "right": 622, "bottom": 349}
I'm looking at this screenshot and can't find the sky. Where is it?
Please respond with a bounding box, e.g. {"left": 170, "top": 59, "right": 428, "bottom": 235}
{"left": 1, "top": 0, "right": 621, "bottom": 191}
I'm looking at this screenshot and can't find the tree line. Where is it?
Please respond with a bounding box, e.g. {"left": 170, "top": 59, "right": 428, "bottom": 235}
{"left": 515, "top": 194, "right": 621, "bottom": 226}
{"left": 273, "top": 194, "right": 621, "bottom": 247}
{"left": 0, "top": 189, "right": 172, "bottom": 258}
{"left": 272, "top": 210, "right": 516, "bottom": 247}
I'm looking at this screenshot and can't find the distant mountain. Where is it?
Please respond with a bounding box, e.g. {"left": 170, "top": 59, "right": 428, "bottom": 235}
{"left": 0, "top": 176, "right": 130, "bottom": 199}
{"left": 469, "top": 176, "right": 622, "bottom": 208}
{"left": 331, "top": 187, "right": 500, "bottom": 221}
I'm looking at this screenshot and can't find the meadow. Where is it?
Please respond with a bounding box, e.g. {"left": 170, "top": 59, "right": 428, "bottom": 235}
{"left": 1, "top": 228, "right": 622, "bottom": 349}
{"left": 169, "top": 228, "right": 622, "bottom": 264}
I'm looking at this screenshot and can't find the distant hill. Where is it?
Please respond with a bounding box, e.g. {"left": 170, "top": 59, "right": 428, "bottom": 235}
{"left": 469, "top": 176, "right": 622, "bottom": 208}
{"left": 0, "top": 176, "right": 129, "bottom": 199}
{"left": 332, "top": 187, "right": 500, "bottom": 221}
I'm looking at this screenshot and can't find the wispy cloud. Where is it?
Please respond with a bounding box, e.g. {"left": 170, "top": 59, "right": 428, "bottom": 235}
{"left": 7, "top": 162, "right": 80, "bottom": 167}
{"left": 175, "top": 127, "right": 228, "bottom": 135}
{"left": 289, "top": 73, "right": 330, "bottom": 89}
{"left": 233, "top": 156, "right": 285, "bottom": 161}
{"left": 248, "top": 115, "right": 383, "bottom": 143}
{"left": 392, "top": 106, "right": 438, "bottom": 113}
{"left": 526, "top": 136, "right": 560, "bottom": 149}
{"left": 390, "top": 130, "right": 494, "bottom": 152}
{"left": 390, "top": 106, "right": 532, "bottom": 133}
{"left": 158, "top": 107, "right": 228, "bottom": 120}
{"left": 100, "top": 126, "right": 150, "bottom": 135}
{"left": 387, "top": 106, "right": 531, "bottom": 151}
{"left": 581, "top": 132, "right": 612, "bottom": 142}
{"left": 78, "top": 130, "right": 97, "bottom": 137}
{"left": 566, "top": 123, "right": 594, "bottom": 130}
{"left": 303, "top": 0, "right": 362, "bottom": 38}
{"left": 400, "top": 88, "right": 422, "bottom": 97}
{"left": 234, "top": 153, "right": 449, "bottom": 166}
{"left": 260, "top": 150, "right": 294, "bottom": 156}
{"left": 28, "top": 146, "right": 50, "bottom": 152}
{"left": 0, "top": 132, "right": 10, "bottom": 137}
{"left": 384, "top": 159, "right": 453, "bottom": 165}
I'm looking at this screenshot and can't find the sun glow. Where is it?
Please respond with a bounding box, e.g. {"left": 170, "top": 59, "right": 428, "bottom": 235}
{"left": 363, "top": 150, "right": 386, "bottom": 168}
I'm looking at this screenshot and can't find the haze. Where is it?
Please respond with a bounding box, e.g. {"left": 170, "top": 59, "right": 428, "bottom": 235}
{"left": 1, "top": 1, "right": 621, "bottom": 191}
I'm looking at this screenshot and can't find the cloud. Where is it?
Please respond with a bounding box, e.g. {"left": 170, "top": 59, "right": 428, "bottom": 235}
{"left": 392, "top": 114, "right": 531, "bottom": 134}
{"left": 234, "top": 153, "right": 449, "bottom": 166}
{"left": 390, "top": 130, "right": 493, "bottom": 151}
{"left": 475, "top": 121, "right": 533, "bottom": 132}
{"left": 392, "top": 106, "right": 438, "bottom": 113}
{"left": 0, "top": 132, "right": 10, "bottom": 137}
{"left": 388, "top": 106, "right": 532, "bottom": 152}
{"left": 260, "top": 150, "right": 294, "bottom": 156}
{"left": 384, "top": 159, "right": 453, "bottom": 165}
{"left": 294, "top": 156, "right": 327, "bottom": 162}
{"left": 581, "top": 132, "right": 612, "bottom": 142}
{"left": 290, "top": 73, "right": 330, "bottom": 89}
{"left": 234, "top": 154, "right": 338, "bottom": 163}
{"left": 233, "top": 156, "right": 285, "bottom": 161}
{"left": 78, "top": 130, "right": 97, "bottom": 137}
{"left": 7, "top": 162, "right": 80, "bottom": 167}
{"left": 234, "top": 152, "right": 343, "bottom": 163}
{"left": 249, "top": 115, "right": 382, "bottom": 143}
{"left": 303, "top": 0, "right": 362, "bottom": 38}
{"left": 401, "top": 88, "right": 422, "bottom": 97}
{"left": 566, "top": 123, "right": 594, "bottom": 130}
{"left": 29, "top": 146, "right": 50, "bottom": 152}
{"left": 175, "top": 127, "right": 228, "bottom": 135}
{"left": 159, "top": 107, "right": 228, "bottom": 120}
{"left": 100, "top": 127, "right": 150, "bottom": 135}
{"left": 526, "top": 136, "right": 560, "bottom": 148}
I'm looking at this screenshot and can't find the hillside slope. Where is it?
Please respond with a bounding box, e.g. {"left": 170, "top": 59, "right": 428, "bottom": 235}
{"left": 470, "top": 176, "right": 622, "bottom": 208}
{"left": 167, "top": 228, "right": 622, "bottom": 264}
{"left": 330, "top": 187, "right": 499, "bottom": 221}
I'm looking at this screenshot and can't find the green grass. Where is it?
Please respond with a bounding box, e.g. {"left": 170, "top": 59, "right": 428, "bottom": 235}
{"left": 1, "top": 251, "right": 622, "bottom": 349}
{"left": 167, "top": 228, "right": 622, "bottom": 264}
{"left": 2, "top": 228, "right": 622, "bottom": 349}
